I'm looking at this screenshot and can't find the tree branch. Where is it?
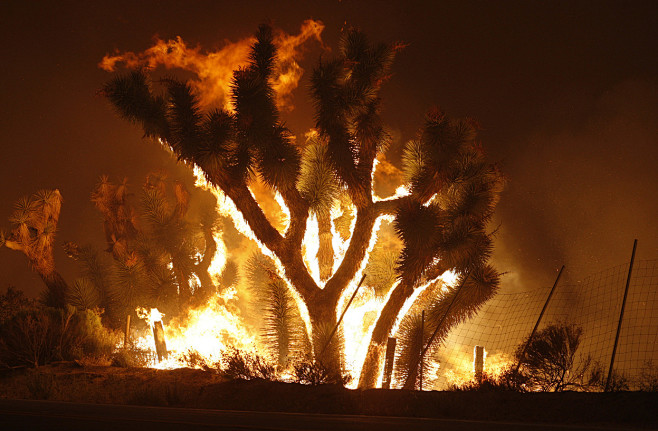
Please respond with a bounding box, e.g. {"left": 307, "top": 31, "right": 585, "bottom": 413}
{"left": 323, "top": 206, "right": 377, "bottom": 304}
{"left": 225, "top": 184, "right": 284, "bottom": 251}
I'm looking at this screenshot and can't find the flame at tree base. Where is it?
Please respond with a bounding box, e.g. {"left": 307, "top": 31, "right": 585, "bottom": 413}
{"left": 132, "top": 288, "right": 260, "bottom": 370}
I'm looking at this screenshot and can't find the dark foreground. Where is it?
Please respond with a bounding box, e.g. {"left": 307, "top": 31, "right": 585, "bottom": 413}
{"left": 1, "top": 364, "right": 656, "bottom": 429}
{"left": 0, "top": 399, "right": 645, "bottom": 431}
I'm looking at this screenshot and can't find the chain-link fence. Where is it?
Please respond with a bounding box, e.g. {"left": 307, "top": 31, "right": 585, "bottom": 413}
{"left": 429, "top": 259, "right": 658, "bottom": 390}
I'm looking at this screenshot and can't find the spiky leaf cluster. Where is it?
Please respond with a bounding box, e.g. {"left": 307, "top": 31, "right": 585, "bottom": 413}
{"left": 310, "top": 30, "right": 396, "bottom": 205}
{"left": 68, "top": 278, "right": 100, "bottom": 311}
{"left": 297, "top": 139, "right": 340, "bottom": 218}
{"left": 91, "top": 176, "right": 138, "bottom": 259}
{"left": 5, "top": 190, "right": 62, "bottom": 274}
{"left": 394, "top": 264, "right": 501, "bottom": 389}
{"left": 245, "top": 252, "right": 308, "bottom": 365}
{"left": 103, "top": 24, "right": 300, "bottom": 194}
{"left": 396, "top": 113, "right": 504, "bottom": 286}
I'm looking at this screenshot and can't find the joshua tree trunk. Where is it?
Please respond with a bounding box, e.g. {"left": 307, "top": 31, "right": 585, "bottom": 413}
{"left": 306, "top": 297, "right": 342, "bottom": 373}
{"left": 358, "top": 278, "right": 415, "bottom": 388}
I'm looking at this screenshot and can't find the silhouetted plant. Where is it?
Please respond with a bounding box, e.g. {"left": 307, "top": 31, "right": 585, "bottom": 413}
{"left": 293, "top": 356, "right": 350, "bottom": 386}
{"left": 605, "top": 371, "right": 630, "bottom": 392}
{"left": 448, "top": 367, "right": 529, "bottom": 392}
{"left": 111, "top": 344, "right": 154, "bottom": 368}
{"left": 0, "top": 304, "right": 118, "bottom": 367}
{"left": 26, "top": 371, "right": 56, "bottom": 399}
{"left": 393, "top": 309, "right": 433, "bottom": 390}
{"left": 68, "top": 278, "right": 100, "bottom": 311}
{"left": 515, "top": 322, "right": 593, "bottom": 392}
{"left": 66, "top": 173, "right": 221, "bottom": 325}
{"left": 222, "top": 347, "right": 276, "bottom": 380}
{"left": 180, "top": 349, "right": 220, "bottom": 371}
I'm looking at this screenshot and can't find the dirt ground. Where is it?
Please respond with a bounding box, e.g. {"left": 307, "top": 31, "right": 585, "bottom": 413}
{"left": 1, "top": 362, "right": 656, "bottom": 428}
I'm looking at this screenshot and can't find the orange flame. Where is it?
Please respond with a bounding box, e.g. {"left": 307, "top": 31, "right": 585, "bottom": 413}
{"left": 442, "top": 348, "right": 513, "bottom": 388}
{"left": 99, "top": 20, "right": 325, "bottom": 112}
{"left": 134, "top": 289, "right": 259, "bottom": 370}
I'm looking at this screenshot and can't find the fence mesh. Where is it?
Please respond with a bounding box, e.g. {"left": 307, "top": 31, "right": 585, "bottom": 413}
{"left": 426, "top": 259, "right": 658, "bottom": 390}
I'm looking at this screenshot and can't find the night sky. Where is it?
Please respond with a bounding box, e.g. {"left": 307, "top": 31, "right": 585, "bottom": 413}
{"left": 2, "top": 1, "right": 657, "bottom": 297}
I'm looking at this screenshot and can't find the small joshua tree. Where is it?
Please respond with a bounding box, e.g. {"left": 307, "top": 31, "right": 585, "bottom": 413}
{"left": 1, "top": 190, "right": 68, "bottom": 308}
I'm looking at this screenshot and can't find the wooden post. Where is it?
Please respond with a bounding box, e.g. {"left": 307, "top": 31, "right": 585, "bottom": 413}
{"left": 474, "top": 345, "right": 485, "bottom": 381}
{"left": 605, "top": 239, "right": 637, "bottom": 392}
{"left": 382, "top": 337, "right": 397, "bottom": 389}
{"left": 153, "top": 320, "right": 168, "bottom": 362}
{"left": 514, "top": 265, "right": 564, "bottom": 374}
{"left": 124, "top": 314, "right": 131, "bottom": 349}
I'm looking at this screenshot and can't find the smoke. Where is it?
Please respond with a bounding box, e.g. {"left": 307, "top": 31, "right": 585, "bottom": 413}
{"left": 99, "top": 19, "right": 325, "bottom": 112}
{"left": 493, "top": 79, "right": 658, "bottom": 290}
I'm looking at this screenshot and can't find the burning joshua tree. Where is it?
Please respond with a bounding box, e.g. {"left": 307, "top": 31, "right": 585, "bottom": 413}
{"left": 102, "top": 23, "right": 503, "bottom": 388}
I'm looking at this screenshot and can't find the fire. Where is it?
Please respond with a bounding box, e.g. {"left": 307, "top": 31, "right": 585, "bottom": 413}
{"left": 442, "top": 347, "right": 513, "bottom": 388}
{"left": 132, "top": 157, "right": 465, "bottom": 389}
{"left": 207, "top": 240, "right": 228, "bottom": 286}
{"left": 136, "top": 307, "right": 164, "bottom": 328}
{"left": 342, "top": 285, "right": 383, "bottom": 384}
{"left": 133, "top": 289, "right": 259, "bottom": 370}
{"left": 302, "top": 213, "right": 322, "bottom": 284}
{"left": 193, "top": 164, "right": 316, "bottom": 347}
{"left": 99, "top": 20, "right": 325, "bottom": 112}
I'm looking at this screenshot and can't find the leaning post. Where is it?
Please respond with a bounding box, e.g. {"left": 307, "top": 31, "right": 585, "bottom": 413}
{"left": 320, "top": 274, "right": 367, "bottom": 357}
{"left": 153, "top": 320, "right": 168, "bottom": 362}
{"left": 605, "top": 239, "right": 637, "bottom": 392}
{"left": 514, "top": 265, "right": 564, "bottom": 374}
{"left": 419, "top": 310, "right": 425, "bottom": 390}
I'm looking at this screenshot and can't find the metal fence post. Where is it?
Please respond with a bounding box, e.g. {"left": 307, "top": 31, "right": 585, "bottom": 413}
{"left": 419, "top": 310, "right": 425, "bottom": 390}
{"left": 514, "top": 265, "right": 564, "bottom": 374}
{"left": 605, "top": 239, "right": 638, "bottom": 391}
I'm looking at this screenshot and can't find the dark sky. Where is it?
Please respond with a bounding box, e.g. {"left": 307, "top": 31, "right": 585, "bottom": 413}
{"left": 2, "top": 0, "right": 657, "bottom": 297}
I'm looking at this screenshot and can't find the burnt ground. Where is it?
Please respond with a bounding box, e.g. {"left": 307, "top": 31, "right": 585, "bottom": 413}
{"left": 0, "top": 362, "right": 656, "bottom": 429}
